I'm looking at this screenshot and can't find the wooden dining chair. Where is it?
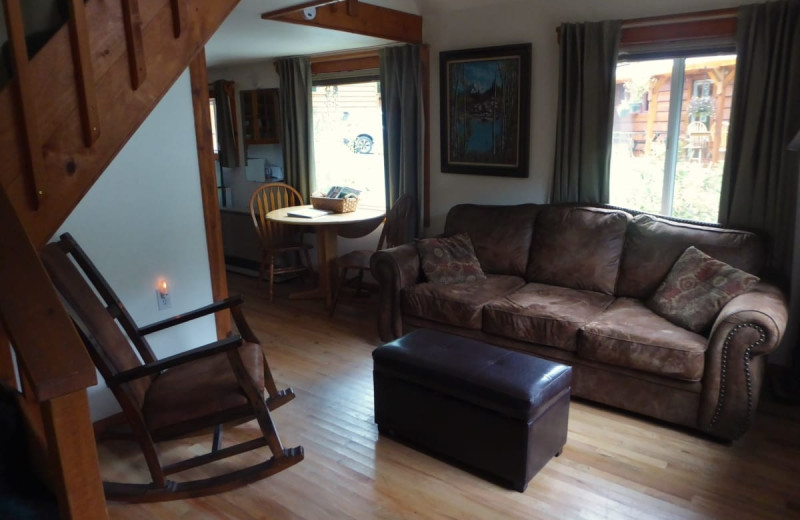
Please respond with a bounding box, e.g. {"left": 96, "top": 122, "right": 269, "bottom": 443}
{"left": 40, "top": 233, "right": 302, "bottom": 503}
{"left": 249, "top": 182, "right": 314, "bottom": 301}
{"left": 329, "top": 194, "right": 416, "bottom": 315}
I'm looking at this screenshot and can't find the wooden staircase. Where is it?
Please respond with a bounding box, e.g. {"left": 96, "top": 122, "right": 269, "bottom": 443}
{"left": 0, "top": 0, "right": 239, "bottom": 517}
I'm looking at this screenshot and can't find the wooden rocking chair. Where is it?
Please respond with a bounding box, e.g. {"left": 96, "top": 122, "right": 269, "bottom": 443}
{"left": 40, "top": 233, "right": 303, "bottom": 503}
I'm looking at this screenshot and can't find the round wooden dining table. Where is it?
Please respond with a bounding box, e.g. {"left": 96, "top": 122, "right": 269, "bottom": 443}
{"left": 266, "top": 205, "right": 386, "bottom": 307}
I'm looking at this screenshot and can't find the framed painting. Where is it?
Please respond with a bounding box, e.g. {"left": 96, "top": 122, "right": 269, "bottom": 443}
{"left": 439, "top": 43, "right": 532, "bottom": 177}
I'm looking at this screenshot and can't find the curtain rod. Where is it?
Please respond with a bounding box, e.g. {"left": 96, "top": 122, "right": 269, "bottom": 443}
{"left": 275, "top": 43, "right": 404, "bottom": 64}
{"left": 622, "top": 7, "right": 737, "bottom": 28}
{"left": 556, "top": 7, "right": 738, "bottom": 41}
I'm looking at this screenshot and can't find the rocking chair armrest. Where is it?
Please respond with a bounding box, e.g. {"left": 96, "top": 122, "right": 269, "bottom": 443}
{"left": 138, "top": 295, "right": 246, "bottom": 336}
{"left": 110, "top": 335, "right": 244, "bottom": 384}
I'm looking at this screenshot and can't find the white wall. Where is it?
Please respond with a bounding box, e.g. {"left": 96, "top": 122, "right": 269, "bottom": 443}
{"left": 422, "top": 0, "right": 754, "bottom": 234}
{"left": 55, "top": 70, "right": 217, "bottom": 420}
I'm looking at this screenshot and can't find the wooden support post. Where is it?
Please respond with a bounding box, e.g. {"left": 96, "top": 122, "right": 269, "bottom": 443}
{"left": 2, "top": 0, "right": 46, "bottom": 209}
{"left": 43, "top": 392, "right": 109, "bottom": 520}
{"left": 0, "top": 182, "right": 105, "bottom": 519}
{"left": 190, "top": 50, "right": 231, "bottom": 339}
{"left": 0, "top": 185, "right": 97, "bottom": 401}
{"left": 121, "top": 0, "right": 147, "bottom": 89}
{"left": 68, "top": 0, "right": 101, "bottom": 147}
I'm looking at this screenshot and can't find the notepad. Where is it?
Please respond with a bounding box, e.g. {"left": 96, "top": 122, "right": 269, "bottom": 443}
{"left": 286, "top": 207, "right": 333, "bottom": 218}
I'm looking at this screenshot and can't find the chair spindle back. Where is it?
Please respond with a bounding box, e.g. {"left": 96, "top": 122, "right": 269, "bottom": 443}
{"left": 250, "top": 183, "right": 306, "bottom": 247}
{"left": 41, "top": 234, "right": 153, "bottom": 409}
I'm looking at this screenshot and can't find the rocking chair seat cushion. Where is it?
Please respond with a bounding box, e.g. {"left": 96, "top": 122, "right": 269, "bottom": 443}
{"left": 144, "top": 342, "right": 265, "bottom": 438}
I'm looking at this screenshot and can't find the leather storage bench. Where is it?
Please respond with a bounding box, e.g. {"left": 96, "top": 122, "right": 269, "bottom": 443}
{"left": 372, "top": 329, "right": 572, "bottom": 491}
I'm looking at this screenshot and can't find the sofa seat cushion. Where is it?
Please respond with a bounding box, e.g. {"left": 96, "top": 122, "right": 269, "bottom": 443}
{"left": 482, "top": 283, "right": 614, "bottom": 352}
{"left": 577, "top": 298, "right": 707, "bottom": 382}
{"left": 402, "top": 275, "right": 525, "bottom": 330}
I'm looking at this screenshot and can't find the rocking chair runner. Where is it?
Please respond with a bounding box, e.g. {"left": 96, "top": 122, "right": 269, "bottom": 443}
{"left": 40, "top": 233, "right": 303, "bottom": 503}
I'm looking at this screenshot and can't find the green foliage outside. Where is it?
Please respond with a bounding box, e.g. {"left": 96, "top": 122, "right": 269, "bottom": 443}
{"left": 609, "top": 148, "right": 724, "bottom": 223}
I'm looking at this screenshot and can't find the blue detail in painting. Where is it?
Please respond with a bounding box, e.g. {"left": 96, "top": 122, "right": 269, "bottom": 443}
{"left": 447, "top": 56, "right": 520, "bottom": 167}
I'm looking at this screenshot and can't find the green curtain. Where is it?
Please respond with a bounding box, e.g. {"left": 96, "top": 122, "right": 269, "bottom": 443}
{"left": 719, "top": 0, "right": 800, "bottom": 282}
{"left": 551, "top": 21, "right": 622, "bottom": 203}
{"left": 379, "top": 44, "right": 424, "bottom": 237}
{"left": 212, "top": 80, "right": 239, "bottom": 169}
{"left": 276, "top": 57, "right": 314, "bottom": 202}
{"left": 719, "top": 0, "right": 800, "bottom": 393}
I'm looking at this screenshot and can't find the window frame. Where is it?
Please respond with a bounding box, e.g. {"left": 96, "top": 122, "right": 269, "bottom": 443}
{"left": 310, "top": 77, "right": 385, "bottom": 209}
{"left": 310, "top": 51, "right": 385, "bottom": 209}
{"left": 609, "top": 8, "right": 738, "bottom": 222}
{"left": 209, "top": 97, "right": 219, "bottom": 157}
{"left": 208, "top": 80, "right": 239, "bottom": 163}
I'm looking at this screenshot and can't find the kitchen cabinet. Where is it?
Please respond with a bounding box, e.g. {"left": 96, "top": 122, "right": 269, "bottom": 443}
{"left": 240, "top": 88, "right": 280, "bottom": 145}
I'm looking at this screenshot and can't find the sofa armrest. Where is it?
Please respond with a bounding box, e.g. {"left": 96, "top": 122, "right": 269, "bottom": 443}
{"left": 371, "top": 243, "right": 420, "bottom": 341}
{"left": 699, "top": 282, "right": 788, "bottom": 440}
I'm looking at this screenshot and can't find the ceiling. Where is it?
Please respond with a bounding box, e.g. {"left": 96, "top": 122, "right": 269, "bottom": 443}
{"left": 204, "top": 0, "right": 501, "bottom": 68}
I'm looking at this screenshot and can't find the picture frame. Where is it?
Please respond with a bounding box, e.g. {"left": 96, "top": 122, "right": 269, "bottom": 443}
{"left": 439, "top": 43, "right": 532, "bottom": 177}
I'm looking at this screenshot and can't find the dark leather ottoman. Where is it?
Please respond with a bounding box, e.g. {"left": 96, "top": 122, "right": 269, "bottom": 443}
{"left": 372, "top": 328, "right": 572, "bottom": 491}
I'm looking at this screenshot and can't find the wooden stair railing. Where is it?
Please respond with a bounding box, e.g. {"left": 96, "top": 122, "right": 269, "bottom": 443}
{"left": 0, "top": 0, "right": 241, "bottom": 517}
{"left": 0, "top": 0, "right": 240, "bottom": 249}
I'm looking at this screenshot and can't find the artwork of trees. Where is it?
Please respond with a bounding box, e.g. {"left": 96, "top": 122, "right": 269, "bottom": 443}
{"left": 447, "top": 56, "right": 520, "bottom": 166}
{"left": 440, "top": 44, "right": 530, "bottom": 177}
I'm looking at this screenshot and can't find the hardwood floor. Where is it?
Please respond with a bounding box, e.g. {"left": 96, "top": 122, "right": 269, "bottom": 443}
{"left": 104, "top": 273, "right": 800, "bottom": 520}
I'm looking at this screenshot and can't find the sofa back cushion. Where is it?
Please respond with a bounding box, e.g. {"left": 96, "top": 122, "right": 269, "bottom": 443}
{"left": 617, "top": 214, "right": 764, "bottom": 299}
{"left": 526, "top": 206, "right": 631, "bottom": 295}
{"left": 444, "top": 204, "right": 541, "bottom": 277}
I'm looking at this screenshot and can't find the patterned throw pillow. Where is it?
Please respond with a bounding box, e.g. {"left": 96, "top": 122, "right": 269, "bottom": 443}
{"left": 417, "top": 233, "right": 486, "bottom": 284}
{"left": 647, "top": 246, "right": 759, "bottom": 333}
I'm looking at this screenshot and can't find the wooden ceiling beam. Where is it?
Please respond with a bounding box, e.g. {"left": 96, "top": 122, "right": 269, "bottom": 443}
{"left": 262, "top": 0, "right": 422, "bottom": 44}
{"left": 261, "top": 0, "right": 342, "bottom": 20}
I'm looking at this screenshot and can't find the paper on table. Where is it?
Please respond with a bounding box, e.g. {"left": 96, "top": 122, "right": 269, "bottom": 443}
{"left": 287, "top": 207, "right": 333, "bottom": 218}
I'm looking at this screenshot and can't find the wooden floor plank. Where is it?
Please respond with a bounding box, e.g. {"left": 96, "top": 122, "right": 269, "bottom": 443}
{"left": 100, "top": 273, "right": 800, "bottom": 520}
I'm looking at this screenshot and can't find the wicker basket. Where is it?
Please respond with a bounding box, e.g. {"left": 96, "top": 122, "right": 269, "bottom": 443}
{"left": 311, "top": 196, "right": 359, "bottom": 213}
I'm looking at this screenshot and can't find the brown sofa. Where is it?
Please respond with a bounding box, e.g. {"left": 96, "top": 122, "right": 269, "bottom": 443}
{"left": 370, "top": 204, "right": 789, "bottom": 440}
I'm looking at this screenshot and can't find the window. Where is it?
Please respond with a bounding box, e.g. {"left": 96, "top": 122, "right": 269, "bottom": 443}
{"left": 209, "top": 98, "right": 219, "bottom": 155}
{"left": 609, "top": 54, "right": 736, "bottom": 223}
{"left": 311, "top": 80, "right": 385, "bottom": 208}
{"left": 208, "top": 80, "right": 238, "bottom": 161}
